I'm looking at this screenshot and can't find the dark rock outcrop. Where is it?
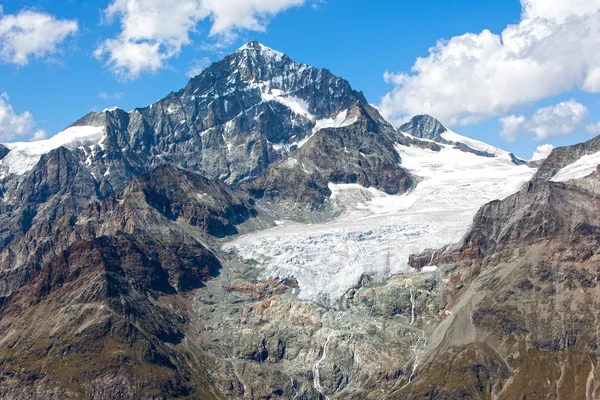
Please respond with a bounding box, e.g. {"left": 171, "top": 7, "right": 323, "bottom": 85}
{"left": 0, "top": 146, "right": 101, "bottom": 250}
{"left": 0, "top": 164, "right": 255, "bottom": 299}
{"left": 0, "top": 164, "right": 258, "bottom": 398}
{"left": 248, "top": 102, "right": 413, "bottom": 205}
{"left": 400, "top": 114, "right": 450, "bottom": 143}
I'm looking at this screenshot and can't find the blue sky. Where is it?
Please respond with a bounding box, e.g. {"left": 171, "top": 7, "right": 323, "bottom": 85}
{"left": 1, "top": 0, "right": 600, "bottom": 160}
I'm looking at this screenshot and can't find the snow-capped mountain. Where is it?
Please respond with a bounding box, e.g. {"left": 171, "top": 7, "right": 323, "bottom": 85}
{"left": 0, "top": 40, "right": 537, "bottom": 303}
{"left": 6, "top": 40, "right": 600, "bottom": 399}
{"left": 0, "top": 41, "right": 370, "bottom": 194}
{"left": 400, "top": 114, "right": 526, "bottom": 162}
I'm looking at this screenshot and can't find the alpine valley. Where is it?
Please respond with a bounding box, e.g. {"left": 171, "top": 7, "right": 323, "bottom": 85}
{"left": 1, "top": 41, "right": 600, "bottom": 399}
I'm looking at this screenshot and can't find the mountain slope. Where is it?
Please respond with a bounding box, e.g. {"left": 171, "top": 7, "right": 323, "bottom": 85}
{"left": 247, "top": 101, "right": 413, "bottom": 205}
{"left": 533, "top": 134, "right": 600, "bottom": 182}
{"left": 0, "top": 165, "right": 257, "bottom": 398}
{"left": 0, "top": 146, "right": 102, "bottom": 264}
{"left": 400, "top": 114, "right": 526, "bottom": 163}
{"left": 396, "top": 161, "right": 600, "bottom": 399}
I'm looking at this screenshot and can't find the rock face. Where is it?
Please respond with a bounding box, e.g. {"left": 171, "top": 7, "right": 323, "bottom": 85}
{"left": 247, "top": 101, "right": 413, "bottom": 205}
{"left": 0, "top": 165, "right": 256, "bottom": 398}
{"left": 0, "top": 163, "right": 255, "bottom": 298}
{"left": 59, "top": 41, "right": 371, "bottom": 195}
{"left": 400, "top": 114, "right": 449, "bottom": 143}
{"left": 533, "top": 134, "right": 600, "bottom": 182}
{"left": 0, "top": 146, "right": 102, "bottom": 251}
{"left": 397, "top": 167, "right": 600, "bottom": 399}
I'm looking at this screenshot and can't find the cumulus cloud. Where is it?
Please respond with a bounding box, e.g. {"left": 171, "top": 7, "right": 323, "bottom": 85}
{"left": 531, "top": 143, "right": 554, "bottom": 161}
{"left": 499, "top": 115, "right": 527, "bottom": 143}
{"left": 0, "top": 92, "right": 38, "bottom": 141}
{"left": 0, "top": 6, "right": 78, "bottom": 66}
{"left": 202, "top": 0, "right": 306, "bottom": 37}
{"left": 95, "top": 0, "right": 308, "bottom": 80}
{"left": 379, "top": 0, "right": 600, "bottom": 126}
{"left": 500, "top": 100, "right": 588, "bottom": 142}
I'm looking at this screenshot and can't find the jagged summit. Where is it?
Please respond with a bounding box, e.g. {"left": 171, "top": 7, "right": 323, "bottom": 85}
{"left": 399, "top": 114, "right": 448, "bottom": 142}
{"left": 0, "top": 39, "right": 370, "bottom": 198}
{"left": 399, "top": 113, "right": 525, "bottom": 161}
{"left": 236, "top": 40, "right": 286, "bottom": 61}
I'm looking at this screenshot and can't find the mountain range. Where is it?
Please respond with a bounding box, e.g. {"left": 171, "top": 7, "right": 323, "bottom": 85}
{"left": 1, "top": 41, "right": 600, "bottom": 399}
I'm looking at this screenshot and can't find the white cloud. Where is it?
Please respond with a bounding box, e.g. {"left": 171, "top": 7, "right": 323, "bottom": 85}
{"left": 585, "top": 122, "right": 600, "bottom": 136}
{"left": 96, "top": 0, "right": 308, "bottom": 80}
{"left": 531, "top": 143, "right": 554, "bottom": 161}
{"left": 0, "top": 92, "right": 36, "bottom": 141}
{"left": 98, "top": 91, "right": 124, "bottom": 100}
{"left": 186, "top": 57, "right": 211, "bottom": 78}
{"left": 379, "top": 0, "right": 600, "bottom": 127}
{"left": 499, "top": 115, "right": 527, "bottom": 143}
{"left": 202, "top": 0, "right": 306, "bottom": 37}
{"left": 500, "top": 100, "right": 588, "bottom": 142}
{"left": 522, "top": 0, "right": 600, "bottom": 22}
{"left": 30, "top": 130, "right": 47, "bottom": 141}
{"left": 0, "top": 6, "right": 78, "bottom": 66}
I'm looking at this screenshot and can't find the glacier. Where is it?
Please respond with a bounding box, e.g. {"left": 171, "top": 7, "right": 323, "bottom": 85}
{"left": 224, "top": 140, "right": 535, "bottom": 305}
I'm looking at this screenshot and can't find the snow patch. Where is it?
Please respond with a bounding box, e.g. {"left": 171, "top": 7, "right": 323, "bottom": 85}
{"left": 237, "top": 42, "right": 285, "bottom": 62}
{"left": 261, "top": 89, "right": 313, "bottom": 120}
{"left": 550, "top": 151, "right": 600, "bottom": 182}
{"left": 312, "top": 110, "right": 356, "bottom": 134}
{"left": 441, "top": 129, "right": 507, "bottom": 158}
{"left": 1, "top": 126, "right": 105, "bottom": 175}
{"left": 269, "top": 109, "right": 357, "bottom": 152}
{"left": 283, "top": 158, "right": 299, "bottom": 168}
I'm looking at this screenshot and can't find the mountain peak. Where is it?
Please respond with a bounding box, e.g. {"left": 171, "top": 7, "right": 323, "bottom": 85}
{"left": 236, "top": 40, "right": 285, "bottom": 61}
{"left": 238, "top": 40, "right": 262, "bottom": 50}
{"left": 399, "top": 114, "right": 448, "bottom": 141}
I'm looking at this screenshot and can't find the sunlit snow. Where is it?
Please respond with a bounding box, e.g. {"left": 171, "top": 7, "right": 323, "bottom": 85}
{"left": 312, "top": 110, "right": 357, "bottom": 134}
{"left": 269, "top": 109, "right": 357, "bottom": 151}
{"left": 550, "top": 151, "right": 600, "bottom": 182}
{"left": 441, "top": 129, "right": 508, "bottom": 157}
{"left": 238, "top": 42, "right": 285, "bottom": 62}
{"left": 224, "top": 143, "right": 535, "bottom": 305}
{"left": 1, "top": 126, "right": 105, "bottom": 175}
{"left": 262, "top": 90, "right": 313, "bottom": 120}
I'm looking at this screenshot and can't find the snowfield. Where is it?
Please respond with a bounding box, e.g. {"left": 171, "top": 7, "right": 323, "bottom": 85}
{"left": 550, "top": 151, "right": 600, "bottom": 182}
{"left": 1, "top": 125, "right": 105, "bottom": 175}
{"left": 224, "top": 142, "right": 536, "bottom": 305}
{"left": 441, "top": 129, "right": 508, "bottom": 157}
